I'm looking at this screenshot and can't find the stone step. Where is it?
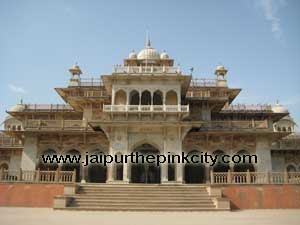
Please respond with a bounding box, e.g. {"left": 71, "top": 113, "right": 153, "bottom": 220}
{"left": 71, "top": 202, "right": 215, "bottom": 207}
{"left": 72, "top": 199, "right": 214, "bottom": 203}
{"left": 69, "top": 195, "right": 212, "bottom": 200}
{"left": 59, "top": 206, "right": 224, "bottom": 211}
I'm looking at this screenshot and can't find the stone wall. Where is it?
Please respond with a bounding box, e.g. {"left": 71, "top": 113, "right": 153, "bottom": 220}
{"left": 222, "top": 184, "right": 300, "bottom": 209}
{"left": 0, "top": 183, "right": 64, "bottom": 207}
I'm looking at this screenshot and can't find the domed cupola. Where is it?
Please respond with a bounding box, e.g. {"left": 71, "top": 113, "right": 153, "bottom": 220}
{"left": 272, "top": 101, "right": 288, "bottom": 113}
{"left": 160, "top": 50, "right": 169, "bottom": 59}
{"left": 137, "top": 38, "right": 160, "bottom": 60}
{"left": 129, "top": 50, "right": 137, "bottom": 59}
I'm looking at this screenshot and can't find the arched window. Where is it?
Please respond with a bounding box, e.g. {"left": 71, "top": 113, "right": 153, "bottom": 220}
{"left": 233, "top": 150, "right": 255, "bottom": 172}
{"left": 129, "top": 90, "right": 139, "bottom": 105}
{"left": 212, "top": 150, "right": 230, "bottom": 172}
{"left": 0, "top": 163, "right": 9, "bottom": 170}
{"left": 184, "top": 150, "right": 205, "bottom": 183}
{"left": 153, "top": 90, "right": 163, "bottom": 105}
{"left": 277, "top": 127, "right": 281, "bottom": 132}
{"left": 282, "top": 127, "right": 287, "bottom": 132}
{"left": 61, "top": 149, "right": 81, "bottom": 182}
{"left": 141, "top": 90, "right": 151, "bottom": 105}
{"left": 286, "top": 165, "right": 296, "bottom": 172}
{"left": 39, "top": 149, "right": 58, "bottom": 171}
{"left": 165, "top": 90, "right": 178, "bottom": 105}
{"left": 288, "top": 127, "right": 292, "bottom": 132}
{"left": 114, "top": 90, "right": 126, "bottom": 105}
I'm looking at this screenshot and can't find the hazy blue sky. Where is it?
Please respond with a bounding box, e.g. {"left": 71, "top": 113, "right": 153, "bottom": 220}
{"left": 0, "top": 0, "right": 299, "bottom": 128}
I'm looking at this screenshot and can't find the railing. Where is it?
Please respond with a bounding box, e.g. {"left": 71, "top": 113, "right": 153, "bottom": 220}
{"left": 211, "top": 171, "right": 300, "bottom": 184}
{"left": 201, "top": 120, "right": 268, "bottom": 130}
{"left": 0, "top": 136, "right": 22, "bottom": 147}
{"left": 190, "top": 79, "right": 218, "bottom": 87}
{"left": 0, "top": 169, "right": 76, "bottom": 183}
{"left": 24, "top": 120, "right": 88, "bottom": 130}
{"left": 186, "top": 89, "right": 228, "bottom": 98}
{"left": 272, "top": 134, "right": 300, "bottom": 149}
{"left": 103, "top": 104, "right": 189, "bottom": 113}
{"left": 68, "top": 90, "right": 109, "bottom": 98}
{"left": 69, "top": 78, "right": 103, "bottom": 87}
{"left": 113, "top": 65, "right": 181, "bottom": 74}
{"left": 21, "top": 104, "right": 74, "bottom": 112}
{"left": 222, "top": 104, "right": 273, "bottom": 112}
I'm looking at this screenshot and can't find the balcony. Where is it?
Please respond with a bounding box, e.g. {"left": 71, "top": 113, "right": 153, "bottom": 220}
{"left": 200, "top": 120, "right": 269, "bottom": 130}
{"left": 222, "top": 104, "right": 273, "bottom": 112}
{"left": 0, "top": 136, "right": 23, "bottom": 148}
{"left": 113, "top": 65, "right": 181, "bottom": 74}
{"left": 23, "top": 120, "right": 89, "bottom": 131}
{"left": 69, "top": 78, "right": 103, "bottom": 87}
{"left": 103, "top": 104, "right": 189, "bottom": 113}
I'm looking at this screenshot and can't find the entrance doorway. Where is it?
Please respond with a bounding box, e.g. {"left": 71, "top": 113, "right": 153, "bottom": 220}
{"left": 130, "top": 144, "right": 161, "bottom": 184}
{"left": 184, "top": 150, "right": 206, "bottom": 183}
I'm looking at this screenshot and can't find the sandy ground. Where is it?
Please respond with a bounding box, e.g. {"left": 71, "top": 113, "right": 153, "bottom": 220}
{"left": 1, "top": 207, "right": 300, "bottom": 225}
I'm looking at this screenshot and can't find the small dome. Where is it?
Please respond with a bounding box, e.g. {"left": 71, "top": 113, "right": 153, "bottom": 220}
{"left": 9, "top": 104, "right": 25, "bottom": 112}
{"left": 282, "top": 115, "right": 295, "bottom": 123}
{"left": 216, "top": 65, "right": 225, "bottom": 70}
{"left": 129, "top": 50, "right": 137, "bottom": 59}
{"left": 160, "top": 51, "right": 169, "bottom": 59}
{"left": 137, "top": 38, "right": 160, "bottom": 60}
{"left": 272, "top": 103, "right": 288, "bottom": 113}
{"left": 137, "top": 47, "right": 160, "bottom": 60}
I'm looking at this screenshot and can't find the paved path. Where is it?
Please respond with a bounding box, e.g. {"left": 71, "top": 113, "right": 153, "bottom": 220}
{"left": 1, "top": 207, "right": 300, "bottom": 225}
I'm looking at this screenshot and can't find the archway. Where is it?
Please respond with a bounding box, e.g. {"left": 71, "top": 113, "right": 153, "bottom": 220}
{"left": 212, "top": 150, "right": 230, "bottom": 172}
{"left": 184, "top": 150, "right": 205, "bottom": 183}
{"left": 233, "top": 150, "right": 255, "bottom": 172}
{"left": 0, "top": 163, "right": 8, "bottom": 170}
{"left": 141, "top": 90, "right": 151, "bottom": 105}
{"left": 129, "top": 90, "right": 140, "bottom": 105}
{"left": 153, "top": 90, "right": 163, "bottom": 105}
{"left": 287, "top": 165, "right": 296, "bottom": 172}
{"left": 130, "top": 143, "right": 161, "bottom": 184}
{"left": 38, "top": 149, "right": 58, "bottom": 171}
{"left": 61, "top": 149, "right": 81, "bottom": 182}
{"left": 88, "top": 151, "right": 107, "bottom": 183}
{"left": 115, "top": 90, "right": 126, "bottom": 105}
{"left": 165, "top": 90, "right": 178, "bottom": 105}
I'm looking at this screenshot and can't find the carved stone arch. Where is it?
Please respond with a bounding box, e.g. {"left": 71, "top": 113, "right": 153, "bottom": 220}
{"left": 165, "top": 89, "right": 178, "bottom": 105}
{"left": 286, "top": 163, "right": 297, "bottom": 172}
{"left": 129, "top": 89, "right": 140, "bottom": 105}
{"left": 0, "top": 161, "right": 9, "bottom": 170}
{"left": 130, "top": 139, "right": 162, "bottom": 153}
{"left": 114, "top": 89, "right": 127, "bottom": 105}
{"left": 233, "top": 149, "right": 256, "bottom": 172}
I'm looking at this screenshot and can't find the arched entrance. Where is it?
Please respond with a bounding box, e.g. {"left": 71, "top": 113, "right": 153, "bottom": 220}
{"left": 184, "top": 150, "right": 205, "bottom": 183}
{"left": 212, "top": 150, "right": 230, "bottom": 172}
{"left": 38, "top": 149, "right": 58, "bottom": 171}
{"left": 233, "top": 150, "right": 255, "bottom": 172}
{"left": 130, "top": 144, "right": 161, "bottom": 184}
{"left": 61, "top": 149, "right": 81, "bottom": 182}
{"left": 88, "top": 151, "right": 107, "bottom": 183}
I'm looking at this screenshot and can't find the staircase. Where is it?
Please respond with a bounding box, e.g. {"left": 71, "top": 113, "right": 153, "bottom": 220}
{"left": 55, "top": 184, "right": 230, "bottom": 211}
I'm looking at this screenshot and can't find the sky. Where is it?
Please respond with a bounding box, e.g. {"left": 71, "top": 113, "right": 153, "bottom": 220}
{"left": 0, "top": 0, "right": 299, "bottom": 129}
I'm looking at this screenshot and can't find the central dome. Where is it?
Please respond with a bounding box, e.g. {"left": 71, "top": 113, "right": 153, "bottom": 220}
{"left": 137, "top": 39, "right": 160, "bottom": 60}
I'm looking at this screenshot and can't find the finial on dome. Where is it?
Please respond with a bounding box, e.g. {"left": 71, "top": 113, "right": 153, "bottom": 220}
{"left": 215, "top": 64, "right": 228, "bottom": 77}
{"left": 146, "top": 31, "right": 151, "bottom": 48}
{"left": 69, "top": 62, "right": 82, "bottom": 77}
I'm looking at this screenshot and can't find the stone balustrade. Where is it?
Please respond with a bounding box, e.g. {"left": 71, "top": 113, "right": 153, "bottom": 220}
{"left": 113, "top": 65, "right": 181, "bottom": 74}
{"left": 211, "top": 170, "right": 300, "bottom": 185}
{"left": 0, "top": 136, "right": 23, "bottom": 148}
{"left": 24, "top": 119, "right": 88, "bottom": 130}
{"left": 103, "top": 104, "right": 189, "bottom": 113}
{"left": 0, "top": 169, "right": 76, "bottom": 183}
